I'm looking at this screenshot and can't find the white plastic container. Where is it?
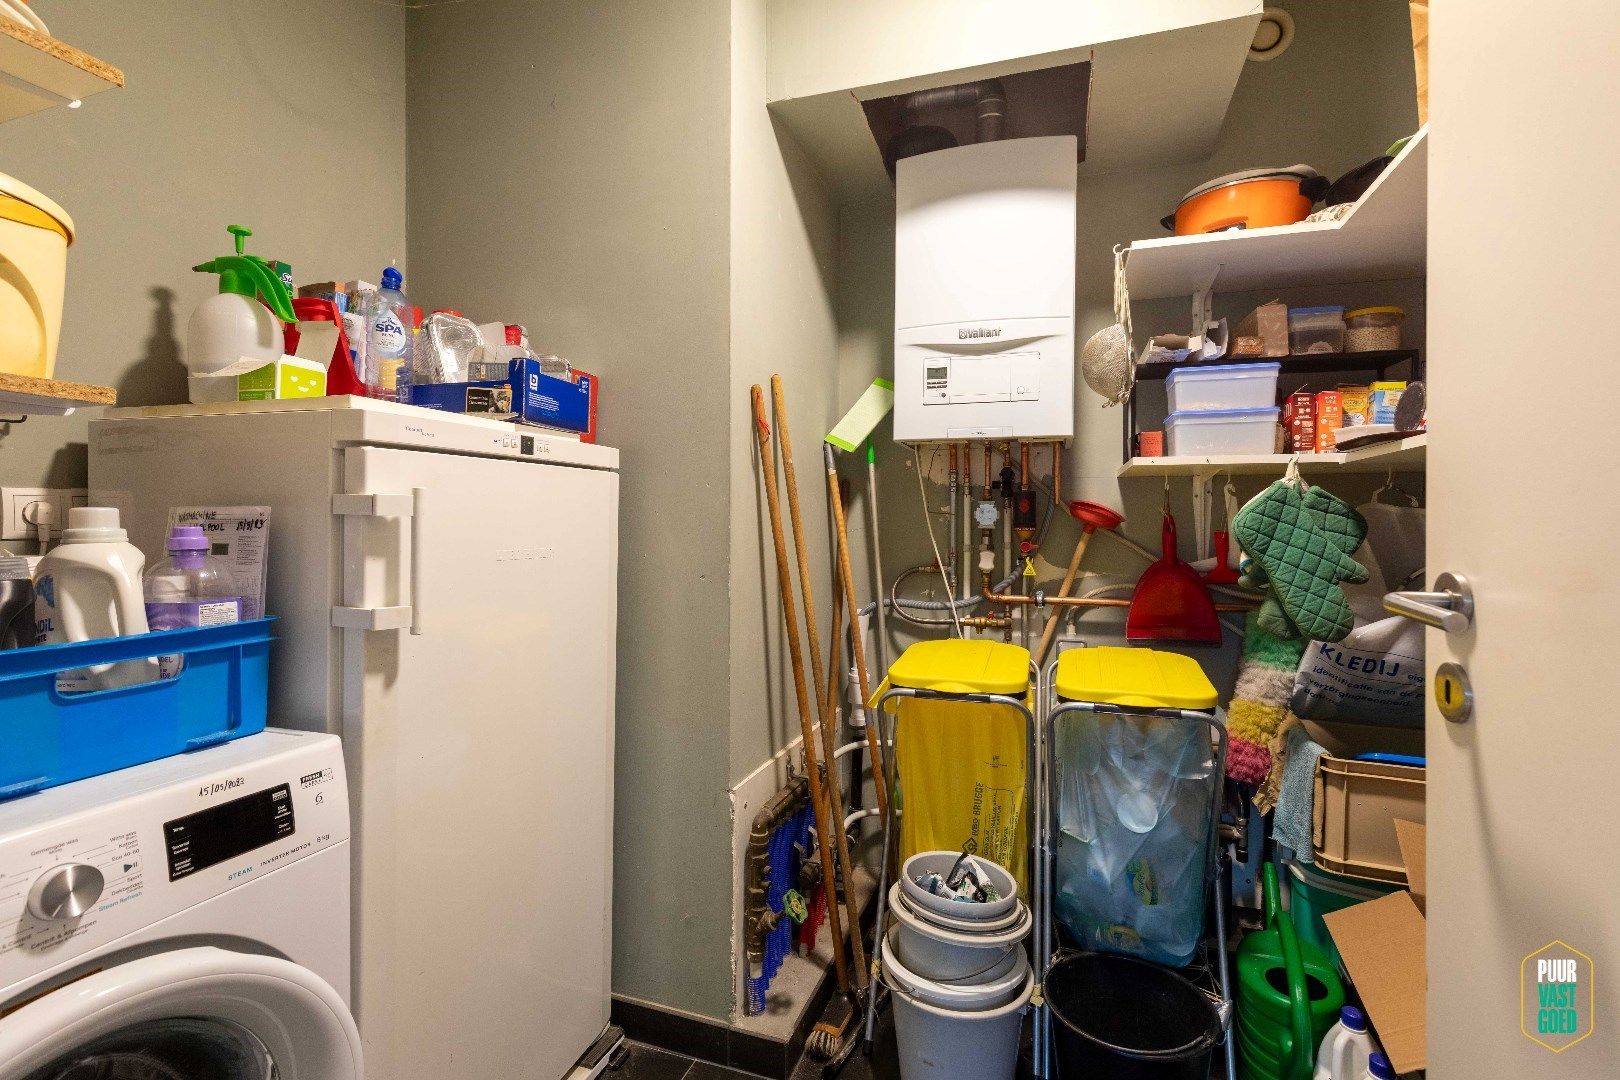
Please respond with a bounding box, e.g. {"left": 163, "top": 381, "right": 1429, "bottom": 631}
{"left": 34, "top": 507, "right": 154, "bottom": 691}
{"left": 890, "top": 963, "right": 1033, "bottom": 1080}
{"left": 1314, "top": 1005, "right": 1378, "bottom": 1080}
{"left": 1165, "top": 362, "right": 1281, "bottom": 413}
{"left": 1165, "top": 406, "right": 1281, "bottom": 456}
{"left": 882, "top": 927, "right": 1029, "bottom": 1011}
{"left": 901, "top": 850, "right": 1019, "bottom": 923}
{"left": 889, "top": 883, "right": 1031, "bottom": 983}
{"left": 0, "top": 170, "right": 73, "bottom": 380}
{"left": 1288, "top": 305, "right": 1347, "bottom": 353}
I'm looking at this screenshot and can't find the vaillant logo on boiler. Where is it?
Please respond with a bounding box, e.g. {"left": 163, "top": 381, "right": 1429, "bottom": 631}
{"left": 959, "top": 327, "right": 1002, "bottom": 340}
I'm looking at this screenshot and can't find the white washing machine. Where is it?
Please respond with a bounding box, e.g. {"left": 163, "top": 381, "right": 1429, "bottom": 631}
{"left": 0, "top": 730, "right": 361, "bottom": 1079}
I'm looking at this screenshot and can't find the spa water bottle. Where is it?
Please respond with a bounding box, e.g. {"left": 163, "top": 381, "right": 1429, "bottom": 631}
{"left": 365, "top": 265, "right": 413, "bottom": 400}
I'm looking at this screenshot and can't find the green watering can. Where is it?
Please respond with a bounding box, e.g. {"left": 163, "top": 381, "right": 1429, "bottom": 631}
{"left": 1236, "top": 863, "right": 1346, "bottom": 1080}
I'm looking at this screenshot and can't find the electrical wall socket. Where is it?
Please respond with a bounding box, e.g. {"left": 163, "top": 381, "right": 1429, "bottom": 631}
{"left": 1, "top": 488, "right": 88, "bottom": 542}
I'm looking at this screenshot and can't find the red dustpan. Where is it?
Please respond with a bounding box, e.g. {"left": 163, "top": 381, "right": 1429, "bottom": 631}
{"left": 1127, "top": 513, "right": 1222, "bottom": 644}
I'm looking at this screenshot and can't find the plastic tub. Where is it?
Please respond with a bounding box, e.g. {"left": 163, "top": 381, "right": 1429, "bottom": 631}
{"left": 881, "top": 926, "right": 1029, "bottom": 1011}
{"left": 1046, "top": 952, "right": 1221, "bottom": 1080}
{"left": 901, "top": 850, "right": 1018, "bottom": 923}
{"left": 0, "top": 170, "right": 73, "bottom": 379}
{"left": 0, "top": 619, "right": 275, "bottom": 800}
{"left": 890, "top": 962, "right": 1033, "bottom": 1080}
{"left": 1165, "top": 406, "right": 1280, "bottom": 456}
{"left": 1312, "top": 755, "right": 1426, "bottom": 884}
{"left": 1345, "top": 306, "right": 1405, "bottom": 351}
{"left": 1288, "top": 305, "right": 1346, "bottom": 353}
{"left": 889, "top": 883, "right": 1031, "bottom": 983}
{"left": 1165, "top": 361, "right": 1281, "bottom": 413}
{"left": 1286, "top": 860, "right": 1398, "bottom": 968}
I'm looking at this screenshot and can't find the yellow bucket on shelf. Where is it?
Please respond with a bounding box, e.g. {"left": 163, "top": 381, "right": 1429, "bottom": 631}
{"left": 0, "top": 170, "right": 74, "bottom": 380}
{"left": 872, "top": 639, "right": 1032, "bottom": 898}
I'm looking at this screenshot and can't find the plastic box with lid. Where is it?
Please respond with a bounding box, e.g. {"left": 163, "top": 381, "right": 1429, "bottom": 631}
{"left": 1165, "top": 361, "right": 1281, "bottom": 413}
{"left": 1165, "top": 406, "right": 1281, "bottom": 456}
{"left": 1288, "top": 305, "right": 1346, "bottom": 353}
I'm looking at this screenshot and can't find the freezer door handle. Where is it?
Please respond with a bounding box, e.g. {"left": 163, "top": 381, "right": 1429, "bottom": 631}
{"left": 332, "top": 488, "right": 426, "bottom": 635}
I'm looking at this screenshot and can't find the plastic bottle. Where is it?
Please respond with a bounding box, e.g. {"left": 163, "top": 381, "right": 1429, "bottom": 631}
{"left": 1364, "top": 1052, "right": 1395, "bottom": 1080}
{"left": 144, "top": 526, "right": 243, "bottom": 678}
{"left": 1315, "top": 1005, "right": 1377, "bottom": 1080}
{"left": 0, "top": 555, "right": 38, "bottom": 650}
{"left": 34, "top": 507, "right": 153, "bottom": 691}
{"left": 186, "top": 225, "right": 297, "bottom": 378}
{"left": 364, "top": 266, "right": 412, "bottom": 400}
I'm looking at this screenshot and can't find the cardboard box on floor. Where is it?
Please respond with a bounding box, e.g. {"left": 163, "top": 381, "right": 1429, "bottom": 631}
{"left": 1323, "top": 819, "right": 1427, "bottom": 1075}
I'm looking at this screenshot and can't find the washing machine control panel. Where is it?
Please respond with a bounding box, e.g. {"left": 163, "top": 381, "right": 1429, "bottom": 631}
{"left": 0, "top": 732, "right": 347, "bottom": 987}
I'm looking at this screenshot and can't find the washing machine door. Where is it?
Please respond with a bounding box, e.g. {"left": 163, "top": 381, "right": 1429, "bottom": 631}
{"left": 0, "top": 947, "right": 362, "bottom": 1080}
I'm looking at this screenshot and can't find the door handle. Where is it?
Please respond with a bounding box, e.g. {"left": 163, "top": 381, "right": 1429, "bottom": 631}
{"left": 332, "top": 488, "right": 425, "bottom": 635}
{"left": 1384, "top": 571, "right": 1473, "bottom": 633}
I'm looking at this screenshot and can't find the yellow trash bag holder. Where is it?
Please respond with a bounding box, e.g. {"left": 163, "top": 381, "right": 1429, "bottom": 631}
{"left": 864, "top": 638, "right": 1045, "bottom": 1063}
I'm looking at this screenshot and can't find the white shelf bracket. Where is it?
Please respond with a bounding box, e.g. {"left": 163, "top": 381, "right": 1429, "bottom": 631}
{"left": 1191, "top": 468, "right": 1219, "bottom": 562}
{"left": 1191, "top": 265, "right": 1221, "bottom": 338}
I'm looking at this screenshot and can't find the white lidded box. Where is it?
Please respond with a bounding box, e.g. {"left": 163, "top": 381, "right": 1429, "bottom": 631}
{"left": 1165, "top": 407, "right": 1280, "bottom": 456}
{"left": 1164, "top": 362, "right": 1281, "bottom": 413}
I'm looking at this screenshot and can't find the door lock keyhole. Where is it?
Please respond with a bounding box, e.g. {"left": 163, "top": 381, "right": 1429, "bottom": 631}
{"left": 1435, "top": 662, "right": 1474, "bottom": 723}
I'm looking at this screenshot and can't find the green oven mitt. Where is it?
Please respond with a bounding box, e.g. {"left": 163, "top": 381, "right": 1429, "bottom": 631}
{"left": 1240, "top": 484, "right": 1368, "bottom": 637}
{"left": 1234, "top": 477, "right": 1368, "bottom": 643}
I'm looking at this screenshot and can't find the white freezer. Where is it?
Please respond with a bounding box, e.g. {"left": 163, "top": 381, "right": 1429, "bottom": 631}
{"left": 90, "top": 397, "right": 620, "bottom": 1080}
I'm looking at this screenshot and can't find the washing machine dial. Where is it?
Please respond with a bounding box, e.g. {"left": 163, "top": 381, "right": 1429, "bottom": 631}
{"left": 27, "top": 863, "right": 104, "bottom": 921}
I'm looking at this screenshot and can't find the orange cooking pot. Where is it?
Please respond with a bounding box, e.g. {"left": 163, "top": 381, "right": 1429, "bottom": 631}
{"left": 1161, "top": 166, "right": 1326, "bottom": 235}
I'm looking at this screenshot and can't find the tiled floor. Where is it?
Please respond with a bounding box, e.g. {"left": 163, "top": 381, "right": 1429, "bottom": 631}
{"left": 608, "top": 1042, "right": 765, "bottom": 1079}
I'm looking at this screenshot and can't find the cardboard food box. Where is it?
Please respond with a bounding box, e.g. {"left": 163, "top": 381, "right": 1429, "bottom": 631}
{"left": 1324, "top": 820, "right": 1427, "bottom": 1076}
{"left": 1232, "top": 301, "right": 1290, "bottom": 358}
{"left": 1339, "top": 385, "right": 1373, "bottom": 427}
{"left": 1314, "top": 390, "right": 1343, "bottom": 453}
{"left": 1284, "top": 391, "right": 1317, "bottom": 453}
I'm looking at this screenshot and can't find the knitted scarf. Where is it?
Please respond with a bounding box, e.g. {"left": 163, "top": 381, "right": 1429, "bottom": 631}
{"left": 1226, "top": 612, "right": 1306, "bottom": 785}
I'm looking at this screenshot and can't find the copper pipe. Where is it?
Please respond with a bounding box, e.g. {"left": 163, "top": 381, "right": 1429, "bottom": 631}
{"left": 1019, "top": 441, "right": 1030, "bottom": 485}
{"left": 961, "top": 614, "right": 1013, "bottom": 630}
{"left": 981, "top": 581, "right": 1259, "bottom": 612}
{"left": 948, "top": 444, "right": 958, "bottom": 475}
{"left": 1051, "top": 442, "right": 1064, "bottom": 507}
{"left": 984, "top": 441, "right": 994, "bottom": 492}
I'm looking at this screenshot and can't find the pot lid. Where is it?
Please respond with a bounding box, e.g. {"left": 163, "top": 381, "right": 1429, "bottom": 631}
{"left": 1177, "top": 164, "right": 1322, "bottom": 205}
{"left": 0, "top": 169, "right": 73, "bottom": 243}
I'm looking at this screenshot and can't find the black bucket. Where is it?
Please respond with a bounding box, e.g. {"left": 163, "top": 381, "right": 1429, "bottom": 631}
{"left": 1046, "top": 952, "right": 1221, "bottom": 1079}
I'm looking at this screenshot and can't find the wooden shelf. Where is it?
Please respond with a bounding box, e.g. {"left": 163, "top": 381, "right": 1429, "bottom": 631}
{"left": 1119, "top": 434, "right": 1426, "bottom": 477}
{"left": 1134, "top": 349, "right": 1420, "bottom": 382}
{"left": 1125, "top": 126, "right": 1427, "bottom": 301}
{"left": 0, "top": 18, "right": 122, "bottom": 125}
{"left": 0, "top": 371, "right": 116, "bottom": 417}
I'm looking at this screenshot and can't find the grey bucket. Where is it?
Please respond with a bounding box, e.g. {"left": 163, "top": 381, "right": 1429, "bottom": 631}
{"left": 887, "top": 961, "right": 1034, "bottom": 1080}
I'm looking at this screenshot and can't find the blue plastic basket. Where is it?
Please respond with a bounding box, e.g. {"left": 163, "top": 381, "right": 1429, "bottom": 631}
{"left": 0, "top": 618, "right": 275, "bottom": 800}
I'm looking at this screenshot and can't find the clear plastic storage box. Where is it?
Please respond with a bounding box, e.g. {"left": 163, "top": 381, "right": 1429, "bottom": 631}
{"left": 1165, "top": 362, "right": 1281, "bottom": 413}
{"left": 1165, "top": 406, "right": 1280, "bottom": 456}
{"left": 1288, "top": 305, "right": 1346, "bottom": 353}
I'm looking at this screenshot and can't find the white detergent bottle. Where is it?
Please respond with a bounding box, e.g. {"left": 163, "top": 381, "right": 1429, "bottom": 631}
{"left": 34, "top": 507, "right": 154, "bottom": 691}
{"left": 1315, "top": 1005, "right": 1377, "bottom": 1080}
{"left": 1363, "top": 1052, "right": 1396, "bottom": 1080}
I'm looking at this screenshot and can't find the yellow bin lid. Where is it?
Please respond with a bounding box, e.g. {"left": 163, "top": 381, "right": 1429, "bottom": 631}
{"left": 883, "top": 639, "right": 1030, "bottom": 696}
{"left": 1054, "top": 647, "right": 1217, "bottom": 710}
{"left": 0, "top": 170, "right": 74, "bottom": 243}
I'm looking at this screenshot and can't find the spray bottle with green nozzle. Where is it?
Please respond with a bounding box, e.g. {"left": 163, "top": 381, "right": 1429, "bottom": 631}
{"left": 185, "top": 225, "right": 298, "bottom": 380}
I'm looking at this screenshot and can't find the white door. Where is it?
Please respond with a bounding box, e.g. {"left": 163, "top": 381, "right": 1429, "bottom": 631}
{"left": 337, "top": 447, "right": 619, "bottom": 1080}
{"left": 0, "top": 947, "right": 362, "bottom": 1079}
{"left": 1426, "top": 5, "right": 1619, "bottom": 1075}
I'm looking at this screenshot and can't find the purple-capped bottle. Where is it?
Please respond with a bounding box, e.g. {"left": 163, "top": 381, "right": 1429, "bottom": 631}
{"left": 144, "top": 525, "right": 243, "bottom": 677}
